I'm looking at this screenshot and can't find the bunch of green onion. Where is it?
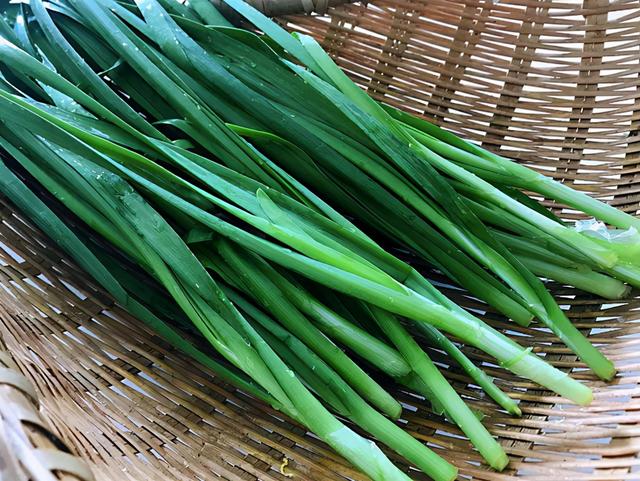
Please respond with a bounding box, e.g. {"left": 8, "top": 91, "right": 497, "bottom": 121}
{"left": 0, "top": 1, "right": 637, "bottom": 479}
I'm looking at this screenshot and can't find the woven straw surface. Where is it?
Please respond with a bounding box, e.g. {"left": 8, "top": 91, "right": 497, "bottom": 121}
{"left": 1, "top": 1, "right": 640, "bottom": 480}
{"left": 0, "top": 338, "right": 93, "bottom": 481}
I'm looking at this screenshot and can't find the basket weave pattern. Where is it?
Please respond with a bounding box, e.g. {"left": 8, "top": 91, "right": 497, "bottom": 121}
{"left": 1, "top": 1, "right": 640, "bottom": 479}
{"left": 0, "top": 336, "right": 92, "bottom": 481}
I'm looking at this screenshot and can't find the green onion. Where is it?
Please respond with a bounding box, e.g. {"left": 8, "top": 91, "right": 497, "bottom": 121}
{"left": 1, "top": 1, "right": 635, "bottom": 477}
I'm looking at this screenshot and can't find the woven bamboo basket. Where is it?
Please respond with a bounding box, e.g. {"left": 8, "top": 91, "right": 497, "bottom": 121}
{"left": 1, "top": 0, "right": 640, "bottom": 480}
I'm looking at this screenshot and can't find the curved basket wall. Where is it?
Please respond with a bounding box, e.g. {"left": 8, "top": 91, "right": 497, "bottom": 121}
{"left": 1, "top": 1, "right": 640, "bottom": 480}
